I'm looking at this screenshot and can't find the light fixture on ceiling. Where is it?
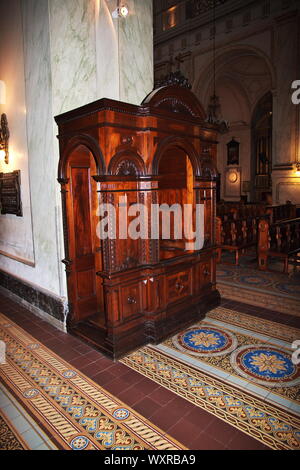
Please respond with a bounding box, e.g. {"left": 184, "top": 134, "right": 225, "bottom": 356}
{"left": 112, "top": 1, "right": 129, "bottom": 19}
{"left": 206, "top": 1, "right": 229, "bottom": 134}
{"left": 0, "top": 113, "right": 9, "bottom": 165}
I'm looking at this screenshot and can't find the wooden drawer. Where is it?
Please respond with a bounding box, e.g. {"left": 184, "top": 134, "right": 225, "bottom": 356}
{"left": 120, "top": 283, "right": 143, "bottom": 319}
{"left": 166, "top": 270, "right": 192, "bottom": 304}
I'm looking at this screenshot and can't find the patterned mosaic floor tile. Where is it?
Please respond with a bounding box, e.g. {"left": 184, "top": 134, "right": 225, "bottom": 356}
{"left": 0, "top": 408, "right": 29, "bottom": 450}
{"left": 0, "top": 313, "right": 185, "bottom": 451}
{"left": 217, "top": 261, "right": 300, "bottom": 316}
{"left": 121, "top": 307, "right": 300, "bottom": 450}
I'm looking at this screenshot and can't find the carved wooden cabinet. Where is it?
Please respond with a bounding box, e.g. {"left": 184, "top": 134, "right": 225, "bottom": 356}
{"left": 56, "top": 85, "right": 220, "bottom": 359}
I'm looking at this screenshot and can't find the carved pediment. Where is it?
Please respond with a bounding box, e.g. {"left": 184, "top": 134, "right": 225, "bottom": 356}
{"left": 115, "top": 159, "right": 138, "bottom": 176}
{"left": 154, "top": 70, "right": 192, "bottom": 90}
{"left": 108, "top": 150, "right": 146, "bottom": 177}
{"left": 142, "top": 85, "right": 205, "bottom": 120}
{"left": 153, "top": 97, "right": 198, "bottom": 116}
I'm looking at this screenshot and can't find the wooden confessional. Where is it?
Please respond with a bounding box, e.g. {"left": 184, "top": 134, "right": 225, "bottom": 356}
{"left": 55, "top": 85, "right": 221, "bottom": 359}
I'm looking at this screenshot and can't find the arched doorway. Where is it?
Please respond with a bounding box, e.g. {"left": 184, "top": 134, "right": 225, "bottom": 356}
{"left": 62, "top": 144, "right": 105, "bottom": 327}
{"left": 193, "top": 46, "right": 275, "bottom": 201}
{"left": 251, "top": 92, "right": 273, "bottom": 203}
{"left": 157, "top": 145, "right": 195, "bottom": 260}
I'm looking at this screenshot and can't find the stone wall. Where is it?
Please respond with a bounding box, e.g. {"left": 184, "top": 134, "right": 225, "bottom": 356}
{"left": 154, "top": 0, "right": 300, "bottom": 204}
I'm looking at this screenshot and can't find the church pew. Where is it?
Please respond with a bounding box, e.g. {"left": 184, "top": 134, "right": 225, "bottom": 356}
{"left": 217, "top": 201, "right": 266, "bottom": 222}
{"left": 258, "top": 217, "right": 300, "bottom": 273}
{"left": 216, "top": 215, "right": 259, "bottom": 265}
{"left": 266, "top": 203, "right": 297, "bottom": 224}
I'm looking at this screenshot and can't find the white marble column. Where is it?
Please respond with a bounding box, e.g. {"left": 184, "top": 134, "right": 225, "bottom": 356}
{"left": 96, "top": 0, "right": 153, "bottom": 104}
{"left": 272, "top": 11, "right": 300, "bottom": 204}
{"left": 48, "top": 0, "right": 98, "bottom": 115}
{"left": 118, "top": 0, "right": 154, "bottom": 104}
{"left": 0, "top": 0, "right": 154, "bottom": 311}
{"left": 0, "top": 0, "right": 35, "bottom": 267}
{"left": 21, "top": 0, "right": 62, "bottom": 293}
{"left": 273, "top": 13, "right": 299, "bottom": 165}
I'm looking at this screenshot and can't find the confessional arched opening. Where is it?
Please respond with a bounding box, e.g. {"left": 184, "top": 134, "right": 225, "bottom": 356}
{"left": 156, "top": 145, "right": 196, "bottom": 260}
{"left": 62, "top": 144, "right": 105, "bottom": 327}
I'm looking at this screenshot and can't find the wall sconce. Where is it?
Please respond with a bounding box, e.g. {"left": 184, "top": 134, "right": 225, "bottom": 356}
{"left": 163, "top": 6, "right": 177, "bottom": 30}
{"left": 295, "top": 162, "right": 300, "bottom": 176}
{"left": 112, "top": 1, "right": 129, "bottom": 18}
{"left": 0, "top": 113, "right": 9, "bottom": 165}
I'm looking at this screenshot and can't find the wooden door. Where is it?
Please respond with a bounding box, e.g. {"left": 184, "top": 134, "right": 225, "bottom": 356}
{"left": 65, "top": 145, "right": 103, "bottom": 323}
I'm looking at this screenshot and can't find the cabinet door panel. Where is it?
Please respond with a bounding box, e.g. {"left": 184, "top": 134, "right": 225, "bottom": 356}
{"left": 120, "top": 283, "right": 142, "bottom": 319}
{"left": 166, "top": 270, "right": 192, "bottom": 304}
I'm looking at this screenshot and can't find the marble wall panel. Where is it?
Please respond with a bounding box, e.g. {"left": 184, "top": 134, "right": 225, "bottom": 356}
{"left": 119, "top": 0, "right": 154, "bottom": 104}
{"left": 0, "top": 0, "right": 154, "bottom": 316}
{"left": 0, "top": 0, "right": 35, "bottom": 265}
{"left": 48, "top": 0, "right": 98, "bottom": 115}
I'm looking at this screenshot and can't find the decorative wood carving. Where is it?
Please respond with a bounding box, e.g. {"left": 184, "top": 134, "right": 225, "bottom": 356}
{"left": 115, "top": 160, "right": 138, "bottom": 176}
{"left": 154, "top": 70, "right": 192, "bottom": 90}
{"left": 108, "top": 150, "right": 146, "bottom": 177}
{"left": 142, "top": 85, "right": 206, "bottom": 119}
{"left": 186, "top": 0, "right": 227, "bottom": 20}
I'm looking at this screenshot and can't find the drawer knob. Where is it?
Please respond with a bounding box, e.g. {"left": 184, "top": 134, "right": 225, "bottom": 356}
{"left": 127, "top": 296, "right": 137, "bottom": 304}
{"left": 175, "top": 282, "right": 184, "bottom": 291}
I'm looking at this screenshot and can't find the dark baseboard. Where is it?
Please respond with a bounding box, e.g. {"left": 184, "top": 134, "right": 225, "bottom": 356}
{"left": 0, "top": 269, "right": 67, "bottom": 322}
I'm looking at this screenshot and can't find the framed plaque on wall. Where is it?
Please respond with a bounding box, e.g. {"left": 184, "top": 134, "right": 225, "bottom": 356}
{"left": 227, "top": 137, "right": 240, "bottom": 166}
{"left": 0, "top": 170, "right": 23, "bottom": 216}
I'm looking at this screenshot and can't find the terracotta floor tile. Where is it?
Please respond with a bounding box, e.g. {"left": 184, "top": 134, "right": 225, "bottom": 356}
{"left": 168, "top": 417, "right": 203, "bottom": 448}
{"left": 94, "top": 356, "right": 115, "bottom": 371}
{"left": 43, "top": 337, "right": 65, "bottom": 349}
{"left": 148, "top": 386, "right": 175, "bottom": 406}
{"left": 73, "top": 343, "right": 93, "bottom": 355}
{"left": 31, "top": 331, "right": 53, "bottom": 342}
{"left": 68, "top": 355, "right": 90, "bottom": 370}
{"left": 103, "top": 377, "right": 132, "bottom": 396}
{"left": 133, "top": 397, "right": 162, "bottom": 419}
{"left": 189, "top": 432, "right": 227, "bottom": 450}
{"left": 117, "top": 385, "right": 146, "bottom": 406}
{"left": 168, "top": 395, "right": 196, "bottom": 416}
{"left": 58, "top": 349, "right": 81, "bottom": 363}
{"left": 184, "top": 406, "right": 216, "bottom": 431}
{"left": 228, "top": 432, "right": 270, "bottom": 450}
{"left": 131, "top": 376, "right": 161, "bottom": 395}
{"left": 80, "top": 361, "right": 104, "bottom": 378}
{"left": 119, "top": 368, "right": 146, "bottom": 386}
{"left": 106, "top": 362, "right": 130, "bottom": 378}
{"left": 205, "top": 417, "right": 239, "bottom": 445}
{"left": 79, "top": 350, "right": 104, "bottom": 363}
{"left": 0, "top": 291, "right": 296, "bottom": 451}
{"left": 92, "top": 369, "right": 116, "bottom": 387}
{"left": 149, "top": 403, "right": 190, "bottom": 431}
